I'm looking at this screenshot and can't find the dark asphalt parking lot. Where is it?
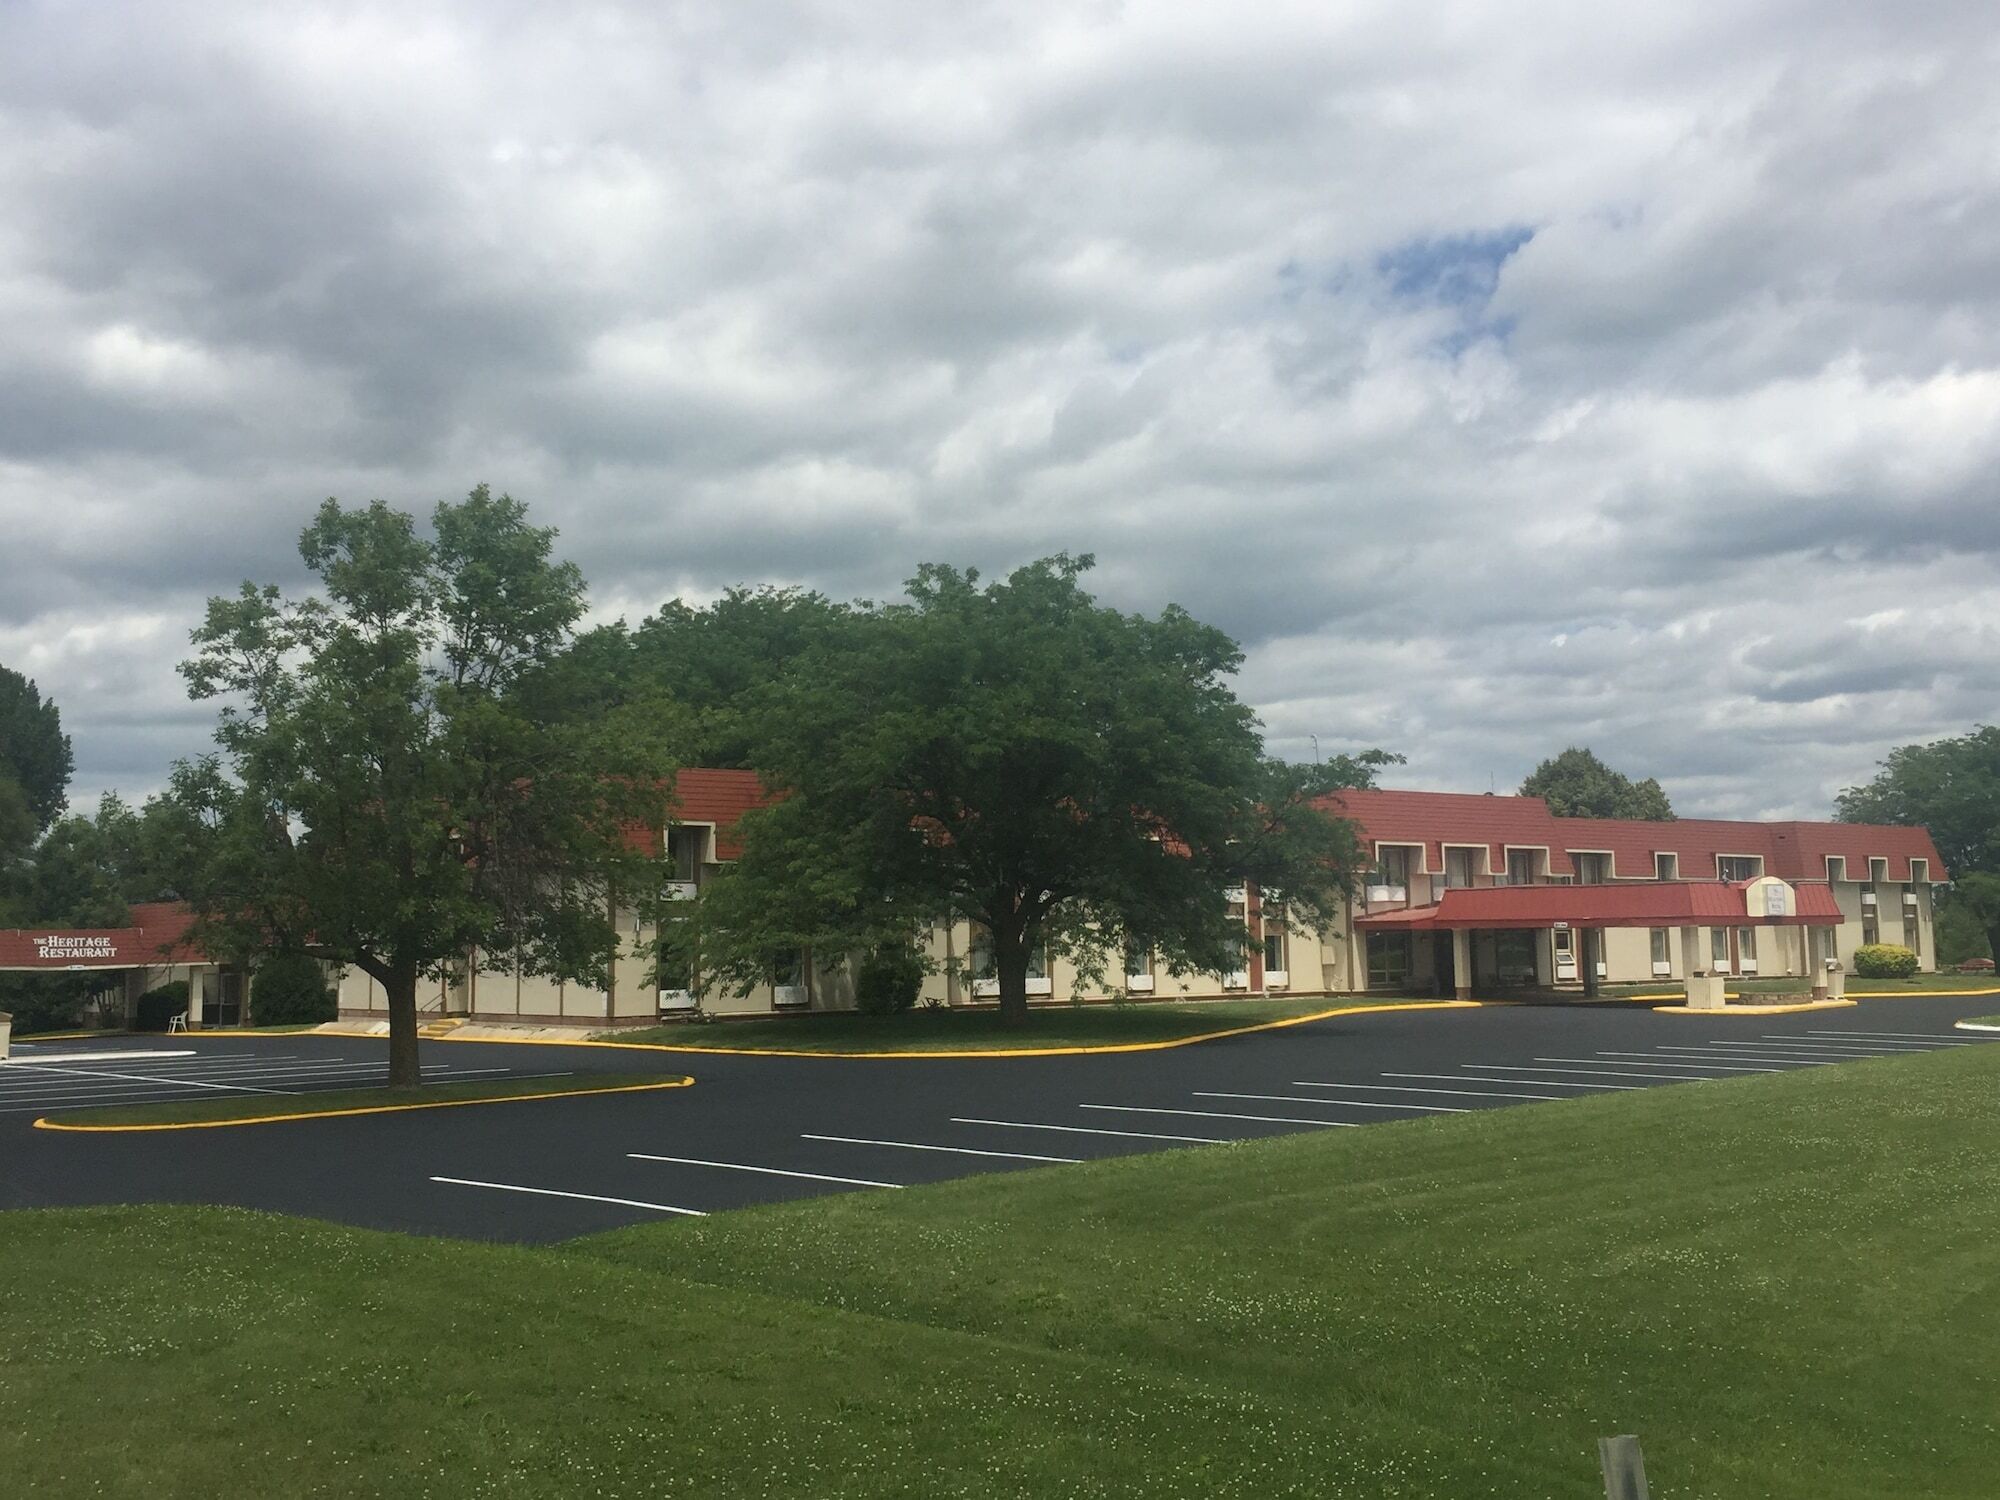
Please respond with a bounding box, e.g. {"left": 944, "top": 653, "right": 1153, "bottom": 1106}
{"left": 3, "top": 994, "right": 1995, "bottom": 1243}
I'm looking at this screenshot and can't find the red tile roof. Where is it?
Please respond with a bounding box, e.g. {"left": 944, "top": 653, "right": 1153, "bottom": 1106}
{"left": 1319, "top": 789, "right": 1946, "bottom": 882}
{"left": 672, "top": 768, "right": 777, "bottom": 859}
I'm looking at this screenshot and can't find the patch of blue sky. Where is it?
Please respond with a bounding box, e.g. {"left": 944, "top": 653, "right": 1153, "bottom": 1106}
{"left": 1377, "top": 226, "right": 1535, "bottom": 306}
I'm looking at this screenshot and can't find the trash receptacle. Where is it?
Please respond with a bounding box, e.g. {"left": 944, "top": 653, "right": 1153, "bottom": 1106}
{"left": 0, "top": 1011, "right": 12, "bottom": 1061}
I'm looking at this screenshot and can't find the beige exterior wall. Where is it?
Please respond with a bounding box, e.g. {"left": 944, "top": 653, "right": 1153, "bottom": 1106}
{"left": 328, "top": 855, "right": 1943, "bottom": 1025}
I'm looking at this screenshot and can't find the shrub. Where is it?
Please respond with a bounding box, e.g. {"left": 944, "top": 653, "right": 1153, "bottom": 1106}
{"left": 251, "top": 952, "right": 337, "bottom": 1026}
{"left": 133, "top": 982, "right": 191, "bottom": 1031}
{"left": 854, "top": 943, "right": 926, "bottom": 1016}
{"left": 1853, "top": 943, "right": 1919, "bottom": 979}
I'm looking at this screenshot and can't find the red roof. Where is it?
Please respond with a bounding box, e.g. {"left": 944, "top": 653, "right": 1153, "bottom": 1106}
{"left": 620, "top": 768, "right": 778, "bottom": 858}
{"left": 0, "top": 901, "right": 208, "bottom": 971}
{"left": 1356, "top": 880, "right": 1844, "bottom": 931}
{"left": 673, "top": 769, "right": 776, "bottom": 858}
{"left": 1320, "top": 789, "right": 1946, "bottom": 883}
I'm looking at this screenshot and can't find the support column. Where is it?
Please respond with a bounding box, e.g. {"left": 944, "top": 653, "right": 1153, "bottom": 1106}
{"left": 1451, "top": 927, "right": 1473, "bottom": 1001}
{"left": 1580, "top": 928, "right": 1600, "bottom": 998}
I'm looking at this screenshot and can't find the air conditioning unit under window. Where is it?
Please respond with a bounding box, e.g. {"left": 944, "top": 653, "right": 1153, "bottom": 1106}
{"left": 1860, "top": 891, "right": 1877, "bottom": 907}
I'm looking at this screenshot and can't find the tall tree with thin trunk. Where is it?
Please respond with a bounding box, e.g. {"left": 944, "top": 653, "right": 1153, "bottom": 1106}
{"left": 688, "top": 556, "right": 1372, "bottom": 1024}
{"left": 175, "top": 488, "right": 674, "bottom": 1084}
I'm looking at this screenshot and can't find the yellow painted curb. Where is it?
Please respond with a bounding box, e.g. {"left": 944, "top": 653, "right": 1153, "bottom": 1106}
{"left": 1656, "top": 999, "right": 1859, "bottom": 1016}
{"left": 435, "top": 1000, "right": 1483, "bottom": 1060}
{"left": 32, "top": 1076, "right": 693, "bottom": 1134}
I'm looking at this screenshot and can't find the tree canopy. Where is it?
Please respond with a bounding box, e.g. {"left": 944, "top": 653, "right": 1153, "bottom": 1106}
{"left": 686, "top": 555, "right": 1375, "bottom": 1023}
{"left": 0, "top": 664, "right": 74, "bottom": 835}
{"left": 1520, "top": 747, "right": 1674, "bottom": 820}
{"left": 174, "top": 487, "right": 676, "bottom": 1083}
{"left": 1838, "top": 724, "right": 2000, "bottom": 965}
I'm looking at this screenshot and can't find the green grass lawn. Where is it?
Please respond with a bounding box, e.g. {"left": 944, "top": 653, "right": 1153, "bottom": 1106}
{"left": 607, "top": 995, "right": 1432, "bottom": 1052}
{"left": 38, "top": 1072, "right": 681, "bottom": 1128}
{"left": 1963, "top": 1014, "right": 2000, "bottom": 1028}
{"left": 4, "top": 1046, "right": 1997, "bottom": 1496}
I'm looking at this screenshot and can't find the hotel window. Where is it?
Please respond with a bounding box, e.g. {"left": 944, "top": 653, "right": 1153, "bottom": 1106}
{"left": 1710, "top": 928, "right": 1731, "bottom": 971}
{"left": 1123, "top": 941, "right": 1155, "bottom": 993}
{"left": 1366, "top": 932, "right": 1411, "bottom": 988}
{"left": 1649, "top": 928, "right": 1672, "bottom": 976}
{"left": 1903, "top": 905, "right": 1920, "bottom": 952}
{"left": 1654, "top": 852, "right": 1679, "bottom": 882}
{"left": 1575, "top": 853, "right": 1611, "bottom": 885}
{"left": 1505, "top": 849, "right": 1538, "bottom": 886}
{"left": 1736, "top": 927, "right": 1758, "bottom": 972}
{"left": 773, "top": 949, "right": 808, "bottom": 1007}
{"left": 1718, "top": 856, "right": 1759, "bottom": 882}
{"left": 1862, "top": 911, "right": 1879, "bottom": 945}
{"left": 1262, "top": 921, "right": 1288, "bottom": 983}
{"left": 665, "top": 825, "right": 704, "bottom": 883}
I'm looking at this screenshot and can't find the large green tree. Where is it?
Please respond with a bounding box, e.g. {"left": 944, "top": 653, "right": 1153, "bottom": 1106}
{"left": 175, "top": 487, "right": 675, "bottom": 1084}
{"left": 1837, "top": 725, "right": 2000, "bottom": 966}
{"left": 631, "top": 587, "right": 855, "bottom": 767}
{"left": 1520, "top": 747, "right": 1674, "bottom": 820}
{"left": 688, "top": 556, "right": 1371, "bottom": 1025}
{"left": 0, "top": 665, "right": 74, "bottom": 834}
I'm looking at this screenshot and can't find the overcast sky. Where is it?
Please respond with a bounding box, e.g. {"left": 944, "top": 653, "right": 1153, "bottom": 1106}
{"left": 3, "top": 1, "right": 1996, "bottom": 820}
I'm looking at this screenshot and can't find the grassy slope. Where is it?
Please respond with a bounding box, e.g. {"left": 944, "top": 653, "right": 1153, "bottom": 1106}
{"left": 2, "top": 1048, "right": 1996, "bottom": 1497}
{"left": 39, "top": 1072, "right": 676, "bottom": 1127}
{"left": 610, "top": 996, "right": 1418, "bottom": 1051}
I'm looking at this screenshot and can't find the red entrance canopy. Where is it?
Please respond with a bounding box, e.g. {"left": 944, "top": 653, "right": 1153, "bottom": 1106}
{"left": 1355, "top": 880, "right": 1842, "bottom": 932}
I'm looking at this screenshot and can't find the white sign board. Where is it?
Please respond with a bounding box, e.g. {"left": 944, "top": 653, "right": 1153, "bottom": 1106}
{"left": 1762, "top": 883, "right": 1788, "bottom": 918}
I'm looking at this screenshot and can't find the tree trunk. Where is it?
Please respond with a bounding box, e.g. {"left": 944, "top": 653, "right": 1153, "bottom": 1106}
{"left": 384, "top": 964, "right": 422, "bottom": 1088}
{"left": 1986, "top": 921, "right": 2000, "bottom": 977}
{"left": 994, "top": 925, "right": 1031, "bottom": 1029}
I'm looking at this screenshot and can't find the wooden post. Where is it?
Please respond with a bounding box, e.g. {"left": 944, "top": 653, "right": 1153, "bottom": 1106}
{"left": 1598, "top": 1434, "right": 1650, "bottom": 1500}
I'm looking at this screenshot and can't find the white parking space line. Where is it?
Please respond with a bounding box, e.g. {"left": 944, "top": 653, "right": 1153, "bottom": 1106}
{"left": 1079, "top": 1104, "right": 1359, "bottom": 1127}
{"left": 1473, "top": 1064, "right": 1731, "bottom": 1082}
{"left": 0, "top": 1065, "right": 525, "bottom": 1112}
{"left": 1533, "top": 1056, "right": 1789, "bottom": 1074}
{"left": 0, "top": 1061, "right": 467, "bottom": 1094}
{"left": 629, "top": 1153, "right": 903, "bottom": 1189}
{"left": 0, "top": 1062, "right": 516, "bottom": 1097}
{"left": 1648, "top": 1048, "right": 1864, "bottom": 1064}
{"left": 430, "top": 1177, "right": 706, "bottom": 1216}
{"left": 800, "top": 1133, "right": 1079, "bottom": 1163}
{"left": 0, "top": 1050, "right": 197, "bottom": 1064}
{"left": 0, "top": 1061, "right": 295, "bottom": 1096}
{"left": 1193, "top": 1089, "right": 1467, "bottom": 1114}
{"left": 1760, "top": 1035, "right": 1955, "bottom": 1050}
{"left": 1296, "top": 1081, "right": 1572, "bottom": 1102}
{"left": 953, "top": 1118, "right": 1230, "bottom": 1144}
{"left": 1807, "top": 1030, "right": 1979, "bottom": 1042}
{"left": 1384, "top": 1072, "right": 1648, "bottom": 1096}
{"left": 1692, "top": 1040, "right": 1931, "bottom": 1055}
{"left": 1587, "top": 1053, "right": 1793, "bottom": 1072}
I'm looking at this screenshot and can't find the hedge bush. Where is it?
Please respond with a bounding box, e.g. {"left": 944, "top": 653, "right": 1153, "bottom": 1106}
{"left": 1853, "top": 943, "right": 1919, "bottom": 979}
{"left": 251, "top": 952, "right": 337, "bottom": 1026}
{"left": 854, "top": 943, "right": 926, "bottom": 1016}
{"left": 133, "top": 981, "right": 191, "bottom": 1031}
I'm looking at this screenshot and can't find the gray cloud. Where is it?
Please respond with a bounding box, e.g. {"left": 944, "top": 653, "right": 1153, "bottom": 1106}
{"left": 2, "top": 0, "right": 1997, "bottom": 820}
